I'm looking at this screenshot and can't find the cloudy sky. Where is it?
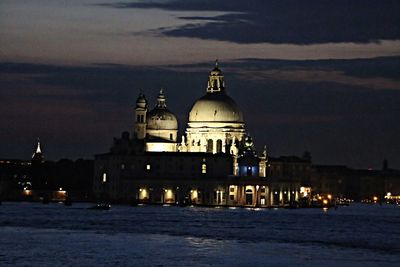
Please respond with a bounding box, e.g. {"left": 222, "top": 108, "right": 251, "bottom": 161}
{"left": 1, "top": 0, "right": 399, "bottom": 169}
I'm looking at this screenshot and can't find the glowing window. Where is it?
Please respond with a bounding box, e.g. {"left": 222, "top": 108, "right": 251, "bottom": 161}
{"left": 102, "top": 173, "right": 107, "bottom": 183}
{"left": 146, "top": 164, "right": 151, "bottom": 170}
{"left": 201, "top": 163, "right": 207, "bottom": 174}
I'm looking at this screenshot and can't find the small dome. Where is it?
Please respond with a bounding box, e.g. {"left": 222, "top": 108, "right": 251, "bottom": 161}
{"left": 146, "top": 89, "right": 178, "bottom": 130}
{"left": 146, "top": 109, "right": 178, "bottom": 130}
{"left": 189, "top": 92, "right": 244, "bottom": 123}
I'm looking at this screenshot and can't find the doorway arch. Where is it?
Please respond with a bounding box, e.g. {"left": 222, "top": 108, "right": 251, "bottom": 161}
{"left": 245, "top": 188, "right": 253, "bottom": 205}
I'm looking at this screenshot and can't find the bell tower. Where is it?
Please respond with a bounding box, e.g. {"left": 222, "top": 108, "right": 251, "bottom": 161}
{"left": 32, "top": 138, "right": 44, "bottom": 163}
{"left": 134, "top": 92, "right": 147, "bottom": 140}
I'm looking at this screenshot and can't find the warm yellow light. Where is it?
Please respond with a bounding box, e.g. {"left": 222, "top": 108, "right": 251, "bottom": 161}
{"left": 318, "top": 196, "right": 322, "bottom": 200}
{"left": 387, "top": 192, "right": 392, "bottom": 197}
{"left": 201, "top": 163, "right": 207, "bottom": 174}
{"left": 323, "top": 199, "right": 328, "bottom": 205}
{"left": 327, "top": 194, "right": 332, "bottom": 200}
{"left": 300, "top": 186, "right": 311, "bottom": 197}
{"left": 59, "top": 187, "right": 63, "bottom": 191}
{"left": 102, "top": 173, "right": 107, "bottom": 183}
{"left": 165, "top": 189, "right": 174, "bottom": 203}
{"left": 139, "top": 188, "right": 148, "bottom": 200}
{"left": 146, "top": 164, "right": 151, "bottom": 170}
{"left": 373, "top": 196, "right": 378, "bottom": 202}
{"left": 190, "top": 189, "right": 198, "bottom": 202}
{"left": 23, "top": 189, "right": 32, "bottom": 196}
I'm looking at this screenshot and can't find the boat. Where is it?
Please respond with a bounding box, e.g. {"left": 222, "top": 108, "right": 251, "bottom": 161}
{"left": 88, "top": 203, "right": 111, "bottom": 210}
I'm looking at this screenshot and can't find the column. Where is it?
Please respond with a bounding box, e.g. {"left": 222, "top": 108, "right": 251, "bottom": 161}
{"left": 270, "top": 189, "right": 274, "bottom": 206}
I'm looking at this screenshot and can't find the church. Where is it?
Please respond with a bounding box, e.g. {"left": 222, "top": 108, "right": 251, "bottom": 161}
{"left": 93, "top": 62, "right": 302, "bottom": 207}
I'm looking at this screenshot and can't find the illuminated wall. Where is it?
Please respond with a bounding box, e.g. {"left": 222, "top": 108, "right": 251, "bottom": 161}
{"left": 146, "top": 142, "right": 176, "bottom": 152}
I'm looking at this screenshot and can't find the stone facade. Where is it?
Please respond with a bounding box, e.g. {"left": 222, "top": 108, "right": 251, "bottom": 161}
{"left": 93, "top": 132, "right": 300, "bottom": 206}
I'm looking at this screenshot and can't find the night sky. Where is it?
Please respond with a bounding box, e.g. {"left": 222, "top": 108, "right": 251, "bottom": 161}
{"left": 1, "top": 0, "right": 399, "bottom": 169}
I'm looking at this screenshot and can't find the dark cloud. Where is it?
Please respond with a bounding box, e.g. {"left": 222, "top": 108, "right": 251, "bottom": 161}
{"left": 99, "top": 0, "right": 400, "bottom": 44}
{"left": 1, "top": 57, "right": 399, "bottom": 169}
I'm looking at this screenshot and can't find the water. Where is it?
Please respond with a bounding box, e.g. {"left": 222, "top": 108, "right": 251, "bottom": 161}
{"left": 1, "top": 202, "right": 399, "bottom": 266}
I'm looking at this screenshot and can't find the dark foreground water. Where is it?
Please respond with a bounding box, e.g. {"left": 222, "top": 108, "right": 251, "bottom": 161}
{"left": 0, "top": 202, "right": 399, "bottom": 266}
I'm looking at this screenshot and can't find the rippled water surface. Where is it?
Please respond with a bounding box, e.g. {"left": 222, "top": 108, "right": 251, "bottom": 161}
{"left": 1, "top": 202, "right": 399, "bottom": 266}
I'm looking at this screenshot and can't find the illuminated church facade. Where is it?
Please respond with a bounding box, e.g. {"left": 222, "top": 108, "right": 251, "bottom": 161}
{"left": 93, "top": 62, "right": 302, "bottom": 207}
{"left": 134, "top": 62, "right": 247, "bottom": 156}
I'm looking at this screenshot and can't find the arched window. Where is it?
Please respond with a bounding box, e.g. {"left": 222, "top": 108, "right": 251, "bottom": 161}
{"left": 216, "top": 139, "right": 222, "bottom": 153}
{"left": 207, "top": 139, "right": 213, "bottom": 153}
{"left": 170, "top": 133, "right": 173, "bottom": 140}
{"left": 136, "top": 115, "right": 140, "bottom": 123}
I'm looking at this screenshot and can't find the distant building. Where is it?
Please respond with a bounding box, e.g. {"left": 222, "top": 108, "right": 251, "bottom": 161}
{"left": 0, "top": 140, "right": 94, "bottom": 202}
{"left": 311, "top": 162, "right": 400, "bottom": 201}
{"left": 94, "top": 62, "right": 300, "bottom": 206}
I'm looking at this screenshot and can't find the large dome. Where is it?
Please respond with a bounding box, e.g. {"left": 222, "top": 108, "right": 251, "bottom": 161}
{"left": 189, "top": 92, "right": 244, "bottom": 123}
{"left": 147, "top": 108, "right": 178, "bottom": 130}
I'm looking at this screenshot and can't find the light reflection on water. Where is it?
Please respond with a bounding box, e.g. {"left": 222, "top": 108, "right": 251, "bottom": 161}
{"left": 0, "top": 202, "right": 399, "bottom": 266}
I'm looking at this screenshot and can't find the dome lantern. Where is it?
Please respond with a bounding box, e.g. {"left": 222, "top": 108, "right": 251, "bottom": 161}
{"left": 207, "top": 59, "right": 225, "bottom": 93}
{"left": 156, "top": 88, "right": 167, "bottom": 109}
